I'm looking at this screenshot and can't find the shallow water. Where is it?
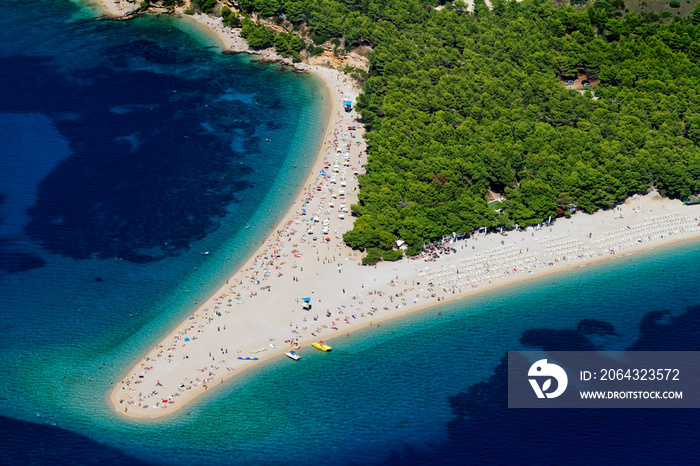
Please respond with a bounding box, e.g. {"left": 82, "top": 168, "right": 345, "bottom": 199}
{"left": 2, "top": 1, "right": 700, "bottom": 465}
{"left": 0, "top": 0, "right": 327, "bottom": 436}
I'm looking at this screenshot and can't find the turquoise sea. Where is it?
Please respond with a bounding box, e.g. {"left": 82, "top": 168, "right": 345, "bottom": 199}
{"left": 1, "top": 1, "right": 700, "bottom": 464}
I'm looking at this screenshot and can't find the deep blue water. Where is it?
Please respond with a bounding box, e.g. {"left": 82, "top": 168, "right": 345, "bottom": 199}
{"left": 2, "top": 1, "right": 700, "bottom": 465}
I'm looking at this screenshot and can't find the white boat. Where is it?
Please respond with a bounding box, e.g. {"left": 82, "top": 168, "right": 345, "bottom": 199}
{"left": 286, "top": 351, "right": 300, "bottom": 361}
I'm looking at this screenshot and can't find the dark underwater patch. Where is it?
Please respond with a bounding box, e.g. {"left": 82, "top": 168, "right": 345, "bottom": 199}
{"left": 0, "top": 250, "right": 46, "bottom": 273}
{"left": 0, "top": 414, "right": 149, "bottom": 466}
{"left": 0, "top": 54, "right": 260, "bottom": 263}
{"left": 385, "top": 306, "right": 700, "bottom": 465}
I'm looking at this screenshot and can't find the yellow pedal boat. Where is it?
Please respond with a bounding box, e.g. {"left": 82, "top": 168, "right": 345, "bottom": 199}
{"left": 312, "top": 341, "right": 332, "bottom": 352}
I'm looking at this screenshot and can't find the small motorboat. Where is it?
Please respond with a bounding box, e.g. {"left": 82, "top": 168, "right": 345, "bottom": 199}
{"left": 312, "top": 341, "right": 332, "bottom": 352}
{"left": 286, "top": 351, "right": 300, "bottom": 361}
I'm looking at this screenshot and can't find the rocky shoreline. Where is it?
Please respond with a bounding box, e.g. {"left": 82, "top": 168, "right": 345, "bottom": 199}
{"left": 91, "top": 1, "right": 368, "bottom": 76}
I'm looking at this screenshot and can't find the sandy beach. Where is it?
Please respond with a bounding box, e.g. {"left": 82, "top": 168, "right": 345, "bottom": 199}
{"left": 108, "top": 19, "right": 373, "bottom": 416}
{"left": 102, "top": 8, "right": 700, "bottom": 419}
{"left": 108, "top": 92, "right": 700, "bottom": 418}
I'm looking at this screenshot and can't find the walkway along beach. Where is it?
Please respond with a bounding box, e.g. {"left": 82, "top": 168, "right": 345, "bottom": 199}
{"left": 96, "top": 3, "right": 700, "bottom": 419}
